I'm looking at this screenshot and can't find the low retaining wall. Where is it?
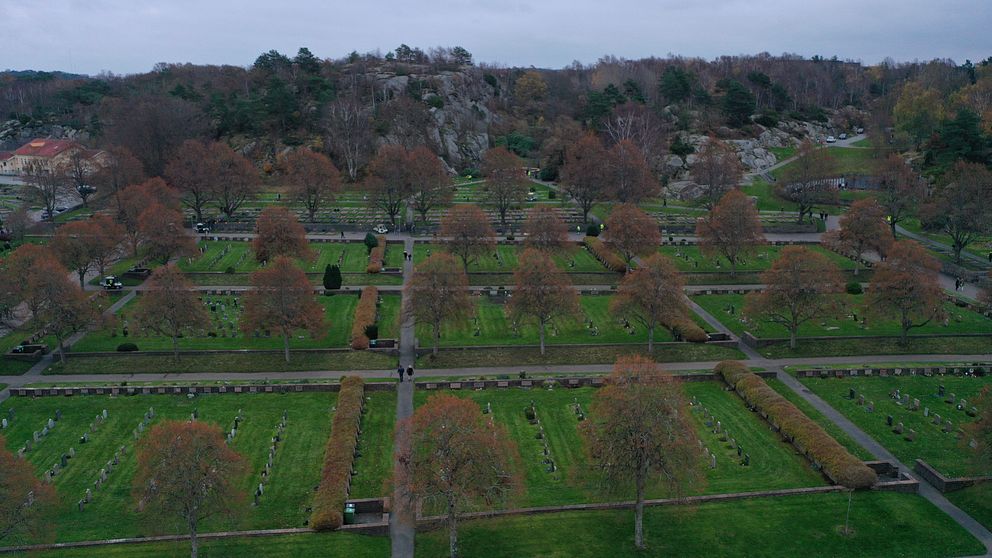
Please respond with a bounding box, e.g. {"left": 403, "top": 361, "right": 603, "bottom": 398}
{"left": 415, "top": 339, "right": 739, "bottom": 357}
{"left": 417, "top": 371, "right": 777, "bottom": 391}
{"left": 0, "top": 527, "right": 315, "bottom": 555}
{"left": 741, "top": 331, "right": 992, "bottom": 349}
{"left": 792, "top": 364, "right": 991, "bottom": 379}
{"left": 913, "top": 459, "right": 992, "bottom": 493}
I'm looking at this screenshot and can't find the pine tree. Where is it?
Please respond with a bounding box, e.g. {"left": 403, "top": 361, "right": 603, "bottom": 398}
{"left": 323, "top": 264, "right": 342, "bottom": 291}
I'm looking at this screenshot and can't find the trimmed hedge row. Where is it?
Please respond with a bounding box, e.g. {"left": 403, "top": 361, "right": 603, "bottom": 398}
{"left": 311, "top": 376, "right": 366, "bottom": 530}
{"left": 668, "top": 318, "right": 708, "bottom": 343}
{"left": 366, "top": 235, "right": 387, "bottom": 273}
{"left": 715, "top": 361, "right": 877, "bottom": 489}
{"left": 583, "top": 236, "right": 627, "bottom": 273}
{"left": 350, "top": 287, "right": 378, "bottom": 350}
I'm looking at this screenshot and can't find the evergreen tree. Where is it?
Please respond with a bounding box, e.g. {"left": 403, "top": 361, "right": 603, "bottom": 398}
{"left": 323, "top": 264, "right": 342, "bottom": 291}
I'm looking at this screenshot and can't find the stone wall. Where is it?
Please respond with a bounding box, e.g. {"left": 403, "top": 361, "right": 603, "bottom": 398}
{"left": 792, "top": 364, "right": 991, "bottom": 379}
{"left": 913, "top": 459, "right": 992, "bottom": 493}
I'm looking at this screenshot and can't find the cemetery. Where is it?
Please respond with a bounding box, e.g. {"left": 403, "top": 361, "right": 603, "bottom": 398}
{"left": 658, "top": 244, "right": 858, "bottom": 274}
{"left": 179, "top": 240, "right": 405, "bottom": 286}
{"left": 69, "top": 293, "right": 402, "bottom": 352}
{"left": 413, "top": 381, "right": 830, "bottom": 509}
{"left": 0, "top": 390, "right": 402, "bottom": 543}
{"left": 798, "top": 374, "right": 992, "bottom": 478}
{"left": 413, "top": 294, "right": 715, "bottom": 349}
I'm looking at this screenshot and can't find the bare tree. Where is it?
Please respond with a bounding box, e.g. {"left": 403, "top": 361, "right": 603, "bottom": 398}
{"left": 322, "top": 95, "right": 374, "bottom": 181}
{"left": 611, "top": 253, "right": 689, "bottom": 352}
{"left": 696, "top": 189, "right": 766, "bottom": 277}
{"left": 439, "top": 204, "right": 496, "bottom": 272}
{"left": 561, "top": 134, "right": 610, "bottom": 223}
{"left": 481, "top": 147, "right": 528, "bottom": 231}
{"left": 508, "top": 248, "right": 580, "bottom": 355}
{"left": 22, "top": 161, "right": 70, "bottom": 222}
{"left": 283, "top": 149, "right": 341, "bottom": 222}
{"left": 405, "top": 253, "right": 474, "bottom": 356}
{"left": 407, "top": 146, "right": 453, "bottom": 226}
{"left": 778, "top": 139, "right": 838, "bottom": 223}
{"left": 603, "top": 204, "right": 661, "bottom": 268}
{"left": 692, "top": 137, "right": 744, "bottom": 210}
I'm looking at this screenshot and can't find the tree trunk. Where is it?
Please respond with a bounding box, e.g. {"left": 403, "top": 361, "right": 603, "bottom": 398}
{"left": 889, "top": 220, "right": 897, "bottom": 238}
{"left": 647, "top": 325, "right": 654, "bottom": 353}
{"left": 282, "top": 332, "right": 291, "bottom": 363}
{"left": 189, "top": 517, "right": 198, "bottom": 558}
{"left": 78, "top": 270, "right": 86, "bottom": 288}
{"left": 634, "top": 470, "right": 646, "bottom": 549}
{"left": 433, "top": 325, "right": 440, "bottom": 356}
{"left": 172, "top": 335, "right": 180, "bottom": 362}
{"left": 57, "top": 337, "right": 67, "bottom": 365}
{"left": 447, "top": 499, "right": 458, "bottom": 558}
{"left": 539, "top": 321, "right": 546, "bottom": 356}
{"left": 729, "top": 256, "right": 737, "bottom": 278}
{"left": 789, "top": 327, "right": 797, "bottom": 350}
{"left": 844, "top": 490, "right": 853, "bottom": 536}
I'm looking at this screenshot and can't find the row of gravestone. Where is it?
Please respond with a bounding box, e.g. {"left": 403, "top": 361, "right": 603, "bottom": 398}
{"left": 77, "top": 409, "right": 132, "bottom": 512}
{"left": 1, "top": 406, "right": 14, "bottom": 430}
{"left": 691, "top": 396, "right": 750, "bottom": 469}
{"left": 17, "top": 410, "right": 64, "bottom": 458}
{"left": 253, "top": 410, "right": 288, "bottom": 506}
{"left": 523, "top": 401, "right": 558, "bottom": 476}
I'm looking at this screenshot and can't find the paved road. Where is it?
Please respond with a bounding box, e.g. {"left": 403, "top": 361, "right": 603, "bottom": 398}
{"left": 390, "top": 236, "right": 416, "bottom": 558}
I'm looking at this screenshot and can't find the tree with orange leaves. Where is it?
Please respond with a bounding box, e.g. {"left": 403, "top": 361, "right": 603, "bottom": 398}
{"left": 240, "top": 256, "right": 325, "bottom": 362}
{"left": 560, "top": 134, "right": 610, "bottom": 223}
{"left": 611, "top": 253, "right": 688, "bottom": 352}
{"left": 481, "top": 146, "right": 528, "bottom": 230}
{"left": 407, "top": 145, "right": 453, "bottom": 226}
{"left": 581, "top": 356, "right": 703, "bottom": 550}
{"left": 823, "top": 198, "right": 891, "bottom": 274}
{"left": 283, "top": 149, "right": 341, "bottom": 223}
{"left": 405, "top": 253, "right": 473, "bottom": 357}
{"left": 118, "top": 178, "right": 182, "bottom": 256}
{"left": 439, "top": 204, "right": 496, "bottom": 273}
{"left": 51, "top": 219, "right": 101, "bottom": 288}
{"left": 778, "top": 139, "right": 838, "bottom": 223}
{"left": 252, "top": 207, "right": 313, "bottom": 264}
{"left": 133, "top": 420, "right": 248, "bottom": 558}
{"left": 399, "top": 394, "right": 520, "bottom": 558}
{"left": 211, "top": 143, "right": 261, "bottom": 218}
{"left": 608, "top": 140, "right": 658, "bottom": 204}
{"left": 366, "top": 144, "right": 412, "bottom": 227}
{"left": 138, "top": 204, "right": 196, "bottom": 264}
{"left": 522, "top": 205, "right": 572, "bottom": 255}
{"left": 744, "top": 246, "right": 844, "bottom": 349}
{"left": 88, "top": 214, "right": 126, "bottom": 277}
{"left": 0, "top": 435, "right": 57, "bottom": 545}
{"left": 603, "top": 203, "right": 661, "bottom": 269}
{"left": 865, "top": 240, "right": 948, "bottom": 344}
{"left": 30, "top": 257, "right": 97, "bottom": 365}
{"left": 508, "top": 248, "right": 580, "bottom": 355}
{"left": 696, "top": 189, "right": 765, "bottom": 277}
{"left": 133, "top": 266, "right": 210, "bottom": 361}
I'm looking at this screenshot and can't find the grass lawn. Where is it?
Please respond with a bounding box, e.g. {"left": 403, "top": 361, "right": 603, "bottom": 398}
{"left": 0, "top": 320, "right": 59, "bottom": 375}
{"left": 946, "top": 484, "right": 992, "bottom": 532}
{"left": 659, "top": 244, "right": 856, "bottom": 273}
{"left": 44, "top": 351, "right": 396, "bottom": 375}
{"left": 31, "top": 532, "right": 389, "bottom": 557}
{"left": 765, "top": 378, "right": 873, "bottom": 460}
{"left": 348, "top": 391, "right": 396, "bottom": 499}
{"left": 184, "top": 272, "right": 404, "bottom": 286}
{"left": 416, "top": 295, "right": 713, "bottom": 348}
{"left": 412, "top": 242, "right": 609, "bottom": 273}
{"left": 770, "top": 146, "right": 879, "bottom": 181}
{"left": 768, "top": 146, "right": 796, "bottom": 162}
{"left": 416, "top": 344, "right": 744, "bottom": 369}
{"left": 415, "top": 383, "right": 823, "bottom": 508}
{"left": 756, "top": 337, "right": 992, "bottom": 359}
{"left": 0, "top": 392, "right": 337, "bottom": 543}
{"left": 73, "top": 294, "right": 401, "bottom": 352}
{"left": 88, "top": 255, "right": 156, "bottom": 287}
{"left": 180, "top": 241, "right": 401, "bottom": 275}
{"left": 694, "top": 293, "right": 991, "bottom": 339}
{"left": 799, "top": 375, "right": 992, "bottom": 477}
{"left": 414, "top": 491, "right": 983, "bottom": 557}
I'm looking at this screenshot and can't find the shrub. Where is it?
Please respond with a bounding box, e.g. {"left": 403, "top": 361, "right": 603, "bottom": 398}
{"left": 716, "top": 361, "right": 877, "bottom": 489}
{"left": 324, "top": 264, "right": 342, "bottom": 291}
{"left": 586, "top": 224, "right": 600, "bottom": 237}
{"left": 548, "top": 190, "right": 556, "bottom": 199}
{"left": 311, "top": 376, "right": 365, "bottom": 530}
{"left": 668, "top": 318, "right": 708, "bottom": 343}
{"left": 116, "top": 342, "right": 139, "bottom": 352}
{"left": 670, "top": 136, "right": 695, "bottom": 157}
{"left": 584, "top": 236, "right": 627, "bottom": 272}
{"left": 363, "top": 324, "right": 379, "bottom": 340}
{"left": 425, "top": 95, "right": 444, "bottom": 109}
{"left": 754, "top": 113, "right": 779, "bottom": 127}
{"left": 846, "top": 281, "right": 863, "bottom": 295}
{"left": 366, "top": 235, "right": 386, "bottom": 273}
{"left": 350, "top": 287, "right": 378, "bottom": 350}
{"left": 363, "top": 233, "right": 378, "bottom": 254}
{"left": 224, "top": 266, "right": 235, "bottom": 274}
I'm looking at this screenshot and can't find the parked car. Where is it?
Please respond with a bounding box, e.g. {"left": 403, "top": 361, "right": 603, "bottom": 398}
{"left": 102, "top": 276, "right": 123, "bottom": 290}
{"left": 825, "top": 135, "right": 837, "bottom": 143}
{"left": 195, "top": 222, "right": 211, "bottom": 233}
{"left": 372, "top": 224, "right": 389, "bottom": 234}
{"left": 856, "top": 127, "right": 865, "bottom": 134}
{"left": 838, "top": 133, "right": 848, "bottom": 140}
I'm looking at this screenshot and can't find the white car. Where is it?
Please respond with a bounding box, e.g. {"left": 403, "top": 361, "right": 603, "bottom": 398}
{"left": 838, "top": 133, "right": 848, "bottom": 140}
{"left": 372, "top": 224, "right": 389, "bottom": 234}
{"left": 825, "top": 135, "right": 836, "bottom": 143}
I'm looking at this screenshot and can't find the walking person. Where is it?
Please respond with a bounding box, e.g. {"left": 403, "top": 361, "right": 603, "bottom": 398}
{"left": 406, "top": 365, "right": 414, "bottom": 380}
{"left": 397, "top": 366, "right": 405, "bottom": 383}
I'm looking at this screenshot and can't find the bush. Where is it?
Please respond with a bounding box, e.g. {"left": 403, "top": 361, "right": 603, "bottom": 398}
{"left": 311, "top": 376, "right": 365, "bottom": 530}
{"left": 669, "top": 319, "right": 708, "bottom": 343}
{"left": 716, "top": 361, "right": 877, "bottom": 489}
{"left": 548, "top": 190, "right": 556, "bottom": 199}
{"left": 425, "top": 95, "right": 444, "bottom": 109}
{"left": 540, "top": 167, "right": 558, "bottom": 182}
{"left": 583, "top": 236, "right": 626, "bottom": 272}
{"left": 350, "top": 287, "right": 378, "bottom": 350}
{"left": 363, "top": 324, "right": 379, "bottom": 340}
{"left": 670, "top": 136, "right": 695, "bottom": 157}
{"left": 366, "top": 235, "right": 386, "bottom": 273}
{"left": 224, "top": 266, "right": 235, "bottom": 274}
{"left": 363, "top": 232, "right": 378, "bottom": 254}
{"left": 845, "top": 281, "right": 863, "bottom": 295}
{"left": 754, "top": 113, "right": 779, "bottom": 127}
{"left": 586, "top": 224, "right": 600, "bottom": 237}
{"left": 324, "top": 264, "right": 342, "bottom": 291}
{"left": 116, "top": 342, "right": 139, "bottom": 352}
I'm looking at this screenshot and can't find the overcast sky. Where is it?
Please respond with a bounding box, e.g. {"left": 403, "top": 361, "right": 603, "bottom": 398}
{"left": 2, "top": 0, "right": 990, "bottom": 75}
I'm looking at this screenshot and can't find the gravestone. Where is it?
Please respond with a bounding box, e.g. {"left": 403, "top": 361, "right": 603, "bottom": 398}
{"left": 1, "top": 418, "right": 6, "bottom": 429}
{"left": 924, "top": 407, "right": 930, "bottom": 418}
{"left": 85, "top": 488, "right": 91, "bottom": 503}
{"left": 938, "top": 384, "right": 946, "bottom": 396}
{"left": 886, "top": 415, "right": 893, "bottom": 427}
{"left": 33, "top": 431, "right": 40, "bottom": 442}
{"left": 55, "top": 409, "right": 62, "bottom": 421}
{"left": 69, "top": 447, "right": 75, "bottom": 458}
{"left": 905, "top": 429, "right": 917, "bottom": 442}
{"left": 866, "top": 402, "right": 874, "bottom": 413}
{"left": 957, "top": 399, "right": 967, "bottom": 411}
{"left": 857, "top": 394, "right": 865, "bottom": 406}
{"left": 102, "top": 409, "right": 108, "bottom": 419}
{"left": 947, "top": 393, "right": 956, "bottom": 404}
{"left": 943, "top": 420, "right": 953, "bottom": 433}
{"left": 47, "top": 418, "right": 55, "bottom": 429}
{"left": 894, "top": 422, "right": 904, "bottom": 434}
{"left": 743, "top": 453, "right": 750, "bottom": 466}
{"left": 710, "top": 454, "right": 717, "bottom": 469}
{"left": 911, "top": 399, "right": 921, "bottom": 411}
{"left": 933, "top": 414, "right": 942, "bottom": 425}
{"left": 849, "top": 388, "right": 856, "bottom": 400}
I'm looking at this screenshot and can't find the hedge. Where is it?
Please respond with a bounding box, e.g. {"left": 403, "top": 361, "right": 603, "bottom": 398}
{"left": 350, "top": 287, "right": 378, "bottom": 350}
{"left": 584, "top": 236, "right": 626, "bottom": 272}
{"left": 715, "top": 361, "right": 878, "bottom": 489}
{"left": 366, "top": 235, "right": 387, "bottom": 273}
{"left": 311, "top": 376, "right": 365, "bottom": 530}
{"left": 668, "top": 318, "right": 708, "bottom": 343}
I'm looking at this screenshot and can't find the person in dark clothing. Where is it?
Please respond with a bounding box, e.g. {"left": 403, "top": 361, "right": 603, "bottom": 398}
{"left": 406, "top": 365, "right": 414, "bottom": 379}
{"left": 397, "top": 366, "right": 404, "bottom": 382}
